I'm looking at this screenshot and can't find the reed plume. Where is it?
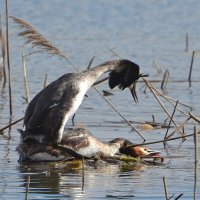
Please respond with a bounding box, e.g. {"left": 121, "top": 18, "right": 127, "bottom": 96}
{"left": 10, "top": 16, "right": 65, "bottom": 58}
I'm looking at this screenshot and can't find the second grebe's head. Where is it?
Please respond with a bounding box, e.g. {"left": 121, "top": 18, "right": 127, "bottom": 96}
{"left": 120, "top": 146, "right": 161, "bottom": 158}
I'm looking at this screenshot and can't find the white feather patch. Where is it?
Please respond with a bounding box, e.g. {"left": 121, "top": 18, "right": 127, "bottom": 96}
{"left": 57, "top": 80, "right": 92, "bottom": 143}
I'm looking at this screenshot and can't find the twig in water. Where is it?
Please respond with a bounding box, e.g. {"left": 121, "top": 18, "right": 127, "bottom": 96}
{"left": 161, "top": 69, "right": 169, "bottom": 90}
{"left": 188, "top": 51, "right": 195, "bottom": 87}
{"left": 193, "top": 125, "right": 198, "bottom": 200}
{"left": 22, "top": 52, "right": 30, "bottom": 103}
{"left": 6, "top": 0, "right": 13, "bottom": 115}
{"left": 164, "top": 101, "right": 179, "bottom": 142}
{"left": 25, "top": 176, "right": 30, "bottom": 200}
{"left": 0, "top": 117, "right": 24, "bottom": 133}
{"left": 163, "top": 177, "right": 169, "bottom": 200}
{"left": 142, "top": 78, "right": 184, "bottom": 137}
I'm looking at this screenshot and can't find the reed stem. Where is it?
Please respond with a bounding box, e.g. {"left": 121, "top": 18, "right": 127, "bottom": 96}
{"left": 188, "top": 51, "right": 195, "bottom": 87}
{"left": 163, "top": 177, "right": 169, "bottom": 200}
{"left": 5, "top": 0, "right": 13, "bottom": 115}
{"left": 0, "top": 117, "right": 24, "bottom": 133}
{"left": 25, "top": 176, "right": 30, "bottom": 200}
{"left": 185, "top": 33, "right": 189, "bottom": 52}
{"left": 143, "top": 78, "right": 183, "bottom": 137}
{"left": 164, "top": 101, "right": 178, "bottom": 140}
{"left": 22, "top": 52, "right": 30, "bottom": 103}
{"left": 0, "top": 13, "right": 7, "bottom": 88}
{"left": 193, "top": 126, "right": 198, "bottom": 200}
{"left": 81, "top": 156, "right": 85, "bottom": 192}
{"left": 43, "top": 73, "right": 48, "bottom": 88}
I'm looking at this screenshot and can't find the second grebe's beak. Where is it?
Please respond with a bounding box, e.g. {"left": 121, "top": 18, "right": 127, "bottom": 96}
{"left": 145, "top": 149, "right": 161, "bottom": 156}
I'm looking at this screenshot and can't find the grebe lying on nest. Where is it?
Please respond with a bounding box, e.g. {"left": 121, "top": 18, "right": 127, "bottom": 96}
{"left": 17, "top": 128, "right": 160, "bottom": 162}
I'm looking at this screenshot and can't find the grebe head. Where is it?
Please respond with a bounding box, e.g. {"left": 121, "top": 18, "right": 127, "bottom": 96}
{"left": 108, "top": 59, "right": 148, "bottom": 102}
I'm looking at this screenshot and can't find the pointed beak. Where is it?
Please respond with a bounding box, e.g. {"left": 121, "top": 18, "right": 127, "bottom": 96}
{"left": 129, "top": 83, "right": 138, "bottom": 103}
{"left": 146, "top": 149, "right": 161, "bottom": 156}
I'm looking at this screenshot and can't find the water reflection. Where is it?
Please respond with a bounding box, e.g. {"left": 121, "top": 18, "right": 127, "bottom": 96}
{"left": 17, "top": 160, "right": 147, "bottom": 199}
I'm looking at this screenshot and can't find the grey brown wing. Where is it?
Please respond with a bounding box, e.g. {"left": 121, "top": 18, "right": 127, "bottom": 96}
{"left": 61, "top": 128, "right": 91, "bottom": 150}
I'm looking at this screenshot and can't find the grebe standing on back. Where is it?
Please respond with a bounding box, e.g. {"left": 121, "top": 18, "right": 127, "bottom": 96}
{"left": 20, "top": 59, "right": 146, "bottom": 145}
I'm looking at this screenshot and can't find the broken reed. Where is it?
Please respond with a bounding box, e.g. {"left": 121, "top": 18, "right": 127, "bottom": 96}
{"left": 188, "top": 51, "right": 195, "bottom": 87}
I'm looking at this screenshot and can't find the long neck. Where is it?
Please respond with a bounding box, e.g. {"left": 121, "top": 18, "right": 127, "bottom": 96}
{"left": 81, "top": 60, "right": 121, "bottom": 83}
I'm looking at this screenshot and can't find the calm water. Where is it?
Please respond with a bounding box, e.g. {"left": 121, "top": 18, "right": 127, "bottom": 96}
{"left": 0, "top": 0, "right": 200, "bottom": 199}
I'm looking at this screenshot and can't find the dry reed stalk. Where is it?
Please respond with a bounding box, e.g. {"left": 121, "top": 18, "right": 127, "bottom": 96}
{"left": 0, "top": 14, "right": 6, "bottom": 88}
{"left": 166, "top": 117, "right": 191, "bottom": 139}
{"left": 188, "top": 51, "right": 195, "bottom": 87}
{"left": 142, "top": 78, "right": 184, "bottom": 137}
{"left": 152, "top": 60, "right": 162, "bottom": 74}
{"left": 163, "top": 177, "right": 169, "bottom": 200}
{"left": 164, "top": 101, "right": 179, "bottom": 141}
{"left": 0, "top": 117, "right": 24, "bottom": 133}
{"left": 87, "top": 56, "right": 95, "bottom": 69}
{"left": 161, "top": 69, "right": 169, "bottom": 90}
{"left": 6, "top": 0, "right": 13, "bottom": 115}
{"left": 193, "top": 126, "right": 198, "bottom": 200}
{"left": 25, "top": 176, "right": 30, "bottom": 200}
{"left": 22, "top": 52, "right": 30, "bottom": 103}
{"left": 130, "top": 127, "right": 197, "bottom": 147}
{"left": 81, "top": 156, "right": 85, "bottom": 192}
{"left": 189, "top": 112, "right": 200, "bottom": 124}
{"left": 185, "top": 33, "right": 189, "bottom": 52}
{"left": 43, "top": 73, "right": 48, "bottom": 88}
{"left": 93, "top": 86, "right": 146, "bottom": 142}
{"left": 153, "top": 88, "right": 192, "bottom": 112}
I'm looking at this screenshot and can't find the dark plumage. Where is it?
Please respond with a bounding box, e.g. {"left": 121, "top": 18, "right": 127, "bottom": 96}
{"left": 21, "top": 59, "right": 145, "bottom": 145}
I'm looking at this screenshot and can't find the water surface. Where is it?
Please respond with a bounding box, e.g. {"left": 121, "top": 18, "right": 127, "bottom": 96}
{"left": 0, "top": 1, "right": 200, "bottom": 199}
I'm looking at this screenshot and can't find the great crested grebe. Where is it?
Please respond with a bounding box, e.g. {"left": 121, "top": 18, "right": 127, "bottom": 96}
{"left": 17, "top": 128, "right": 123, "bottom": 162}
{"left": 20, "top": 59, "right": 146, "bottom": 145}
{"left": 17, "top": 128, "right": 160, "bottom": 162}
